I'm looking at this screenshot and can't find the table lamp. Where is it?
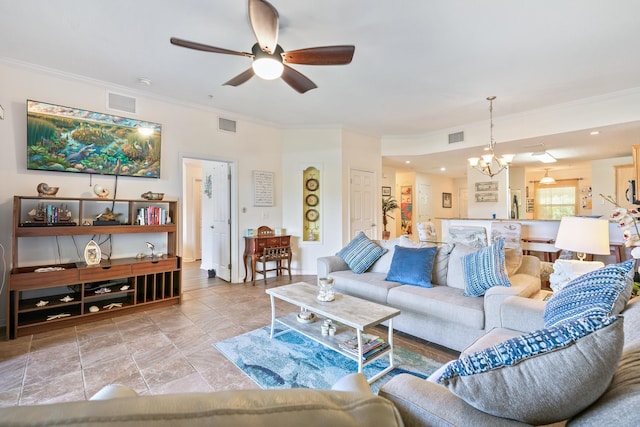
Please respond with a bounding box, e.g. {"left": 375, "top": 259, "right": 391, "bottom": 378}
{"left": 554, "top": 216, "right": 610, "bottom": 261}
{"left": 550, "top": 217, "right": 610, "bottom": 292}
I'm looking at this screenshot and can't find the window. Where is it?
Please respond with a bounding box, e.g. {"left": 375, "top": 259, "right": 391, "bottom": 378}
{"left": 534, "top": 180, "right": 578, "bottom": 219}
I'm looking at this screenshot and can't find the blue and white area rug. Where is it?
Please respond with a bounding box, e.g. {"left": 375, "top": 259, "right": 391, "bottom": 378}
{"left": 214, "top": 325, "right": 443, "bottom": 393}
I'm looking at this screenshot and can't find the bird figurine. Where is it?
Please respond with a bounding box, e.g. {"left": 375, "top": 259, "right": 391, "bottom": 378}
{"left": 37, "top": 182, "right": 59, "bottom": 197}
{"left": 146, "top": 241, "right": 155, "bottom": 258}
{"left": 93, "top": 184, "right": 110, "bottom": 198}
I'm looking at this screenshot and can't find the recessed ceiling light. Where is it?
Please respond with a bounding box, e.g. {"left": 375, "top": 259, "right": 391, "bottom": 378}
{"left": 405, "top": 160, "right": 411, "bottom": 164}
{"left": 590, "top": 130, "right": 600, "bottom": 135}
{"left": 440, "top": 167, "right": 446, "bottom": 172}
{"left": 138, "top": 77, "right": 152, "bottom": 86}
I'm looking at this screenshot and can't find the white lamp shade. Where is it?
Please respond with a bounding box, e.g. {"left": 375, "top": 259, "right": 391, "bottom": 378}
{"left": 554, "top": 216, "right": 610, "bottom": 255}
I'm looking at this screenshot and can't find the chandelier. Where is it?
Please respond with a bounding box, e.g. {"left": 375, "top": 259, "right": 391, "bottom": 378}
{"left": 467, "top": 96, "right": 514, "bottom": 177}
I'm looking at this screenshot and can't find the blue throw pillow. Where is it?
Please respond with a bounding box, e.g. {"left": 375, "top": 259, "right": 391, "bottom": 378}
{"left": 461, "top": 238, "right": 511, "bottom": 297}
{"left": 385, "top": 245, "right": 438, "bottom": 287}
{"left": 544, "top": 259, "right": 634, "bottom": 328}
{"left": 336, "top": 231, "right": 386, "bottom": 274}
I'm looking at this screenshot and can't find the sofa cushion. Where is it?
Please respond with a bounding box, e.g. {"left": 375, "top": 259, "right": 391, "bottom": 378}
{"left": 446, "top": 243, "right": 478, "bottom": 289}
{"left": 462, "top": 239, "right": 511, "bottom": 297}
{"left": 431, "top": 244, "right": 453, "bottom": 286}
{"left": 544, "top": 260, "right": 634, "bottom": 327}
{"left": 330, "top": 271, "right": 400, "bottom": 304}
{"left": 436, "top": 315, "right": 624, "bottom": 425}
{"left": 387, "top": 285, "right": 485, "bottom": 329}
{"left": 385, "top": 246, "right": 437, "bottom": 288}
{"left": 504, "top": 247, "right": 523, "bottom": 276}
{"left": 336, "top": 232, "right": 386, "bottom": 274}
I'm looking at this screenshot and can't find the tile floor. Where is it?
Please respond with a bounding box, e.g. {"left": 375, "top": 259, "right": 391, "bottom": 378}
{"left": 0, "top": 262, "right": 458, "bottom": 407}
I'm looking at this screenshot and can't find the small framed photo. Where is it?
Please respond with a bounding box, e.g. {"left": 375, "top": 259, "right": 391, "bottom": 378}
{"left": 442, "top": 192, "right": 452, "bottom": 208}
{"left": 382, "top": 186, "right": 391, "bottom": 197}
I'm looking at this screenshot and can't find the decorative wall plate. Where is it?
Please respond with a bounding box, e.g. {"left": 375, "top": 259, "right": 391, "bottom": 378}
{"left": 305, "top": 194, "right": 319, "bottom": 207}
{"left": 305, "top": 178, "right": 319, "bottom": 191}
{"left": 305, "top": 209, "right": 319, "bottom": 222}
{"left": 84, "top": 240, "right": 101, "bottom": 265}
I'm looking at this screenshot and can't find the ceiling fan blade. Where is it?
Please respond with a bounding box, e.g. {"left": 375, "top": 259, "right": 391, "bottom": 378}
{"left": 170, "top": 37, "right": 252, "bottom": 58}
{"left": 248, "top": 0, "right": 279, "bottom": 54}
{"left": 282, "top": 45, "right": 355, "bottom": 65}
{"left": 281, "top": 65, "right": 317, "bottom": 94}
{"left": 223, "top": 68, "right": 255, "bottom": 87}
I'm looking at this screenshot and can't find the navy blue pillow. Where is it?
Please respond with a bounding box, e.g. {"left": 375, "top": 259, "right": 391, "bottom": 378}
{"left": 385, "top": 245, "right": 438, "bottom": 287}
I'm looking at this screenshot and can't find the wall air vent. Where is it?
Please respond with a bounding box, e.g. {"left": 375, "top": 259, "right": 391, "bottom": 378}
{"left": 218, "top": 117, "right": 237, "bottom": 133}
{"left": 448, "top": 131, "right": 464, "bottom": 144}
{"left": 107, "top": 92, "right": 137, "bottom": 114}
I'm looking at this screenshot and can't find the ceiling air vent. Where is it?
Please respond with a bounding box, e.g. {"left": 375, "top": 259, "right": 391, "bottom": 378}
{"left": 448, "top": 131, "right": 464, "bottom": 144}
{"left": 107, "top": 92, "right": 137, "bottom": 114}
{"left": 218, "top": 117, "right": 237, "bottom": 133}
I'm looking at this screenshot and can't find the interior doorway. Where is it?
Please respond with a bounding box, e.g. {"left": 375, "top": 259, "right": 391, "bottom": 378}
{"left": 181, "top": 155, "right": 238, "bottom": 283}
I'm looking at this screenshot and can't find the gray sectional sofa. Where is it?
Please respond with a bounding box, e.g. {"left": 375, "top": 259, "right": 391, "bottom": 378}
{"left": 380, "top": 290, "right": 640, "bottom": 426}
{"left": 317, "top": 236, "right": 542, "bottom": 352}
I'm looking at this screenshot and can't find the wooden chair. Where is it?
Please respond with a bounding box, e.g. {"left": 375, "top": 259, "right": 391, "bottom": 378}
{"left": 254, "top": 246, "right": 291, "bottom": 285}
{"left": 257, "top": 225, "right": 274, "bottom": 236}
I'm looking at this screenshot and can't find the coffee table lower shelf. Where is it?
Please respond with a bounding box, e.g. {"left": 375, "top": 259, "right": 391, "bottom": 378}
{"left": 272, "top": 312, "right": 395, "bottom": 384}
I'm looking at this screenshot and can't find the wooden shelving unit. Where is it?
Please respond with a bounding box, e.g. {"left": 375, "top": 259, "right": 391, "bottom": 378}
{"left": 6, "top": 196, "right": 181, "bottom": 339}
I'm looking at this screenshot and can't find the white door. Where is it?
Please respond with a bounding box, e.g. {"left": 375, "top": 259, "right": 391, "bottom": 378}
{"left": 349, "top": 169, "right": 376, "bottom": 239}
{"left": 201, "top": 161, "right": 231, "bottom": 281}
{"left": 417, "top": 183, "right": 432, "bottom": 222}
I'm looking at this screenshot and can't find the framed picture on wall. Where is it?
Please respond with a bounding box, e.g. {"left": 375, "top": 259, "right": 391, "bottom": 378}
{"left": 442, "top": 192, "right": 452, "bottom": 208}
{"left": 382, "top": 186, "right": 391, "bottom": 196}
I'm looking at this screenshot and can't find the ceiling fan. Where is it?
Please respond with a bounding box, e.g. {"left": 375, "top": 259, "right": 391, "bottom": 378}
{"left": 170, "top": 0, "right": 355, "bottom": 94}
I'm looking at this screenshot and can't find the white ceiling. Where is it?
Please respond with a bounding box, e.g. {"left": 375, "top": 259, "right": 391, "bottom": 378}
{"left": 2, "top": 0, "right": 640, "bottom": 177}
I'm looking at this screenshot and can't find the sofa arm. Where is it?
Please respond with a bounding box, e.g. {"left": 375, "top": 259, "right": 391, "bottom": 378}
{"left": 379, "top": 374, "right": 529, "bottom": 426}
{"left": 484, "top": 275, "right": 541, "bottom": 331}
{"left": 499, "top": 295, "right": 546, "bottom": 332}
{"left": 515, "top": 255, "right": 541, "bottom": 277}
{"left": 317, "top": 255, "right": 349, "bottom": 277}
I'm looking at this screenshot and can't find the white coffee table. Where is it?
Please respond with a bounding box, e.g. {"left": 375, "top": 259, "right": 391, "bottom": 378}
{"left": 266, "top": 282, "right": 401, "bottom": 383}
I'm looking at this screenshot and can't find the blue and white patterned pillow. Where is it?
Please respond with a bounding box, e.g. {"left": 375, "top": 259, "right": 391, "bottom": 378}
{"left": 461, "top": 238, "right": 511, "bottom": 297}
{"left": 336, "top": 231, "right": 386, "bottom": 274}
{"left": 437, "top": 315, "right": 618, "bottom": 381}
{"left": 544, "top": 259, "right": 634, "bottom": 328}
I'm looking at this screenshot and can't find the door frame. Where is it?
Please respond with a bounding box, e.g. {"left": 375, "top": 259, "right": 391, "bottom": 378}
{"left": 180, "top": 153, "right": 240, "bottom": 283}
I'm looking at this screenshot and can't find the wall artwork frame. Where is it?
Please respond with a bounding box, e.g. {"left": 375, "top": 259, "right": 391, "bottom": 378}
{"left": 475, "top": 192, "right": 499, "bottom": 203}
{"left": 442, "top": 192, "right": 452, "bottom": 208}
{"left": 400, "top": 185, "right": 412, "bottom": 235}
{"left": 382, "top": 186, "right": 391, "bottom": 197}
{"left": 252, "top": 170, "right": 274, "bottom": 207}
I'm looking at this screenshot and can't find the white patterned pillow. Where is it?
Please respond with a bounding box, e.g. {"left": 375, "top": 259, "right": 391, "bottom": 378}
{"left": 336, "top": 232, "right": 386, "bottom": 274}
{"left": 461, "top": 238, "right": 511, "bottom": 297}
{"left": 544, "top": 260, "right": 634, "bottom": 327}
{"left": 436, "top": 315, "right": 623, "bottom": 425}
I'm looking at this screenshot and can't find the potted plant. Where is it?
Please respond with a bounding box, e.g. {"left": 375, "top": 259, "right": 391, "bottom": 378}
{"left": 382, "top": 196, "right": 399, "bottom": 240}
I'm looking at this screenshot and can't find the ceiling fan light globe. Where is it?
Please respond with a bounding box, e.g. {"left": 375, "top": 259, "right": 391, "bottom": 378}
{"left": 252, "top": 58, "right": 284, "bottom": 80}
